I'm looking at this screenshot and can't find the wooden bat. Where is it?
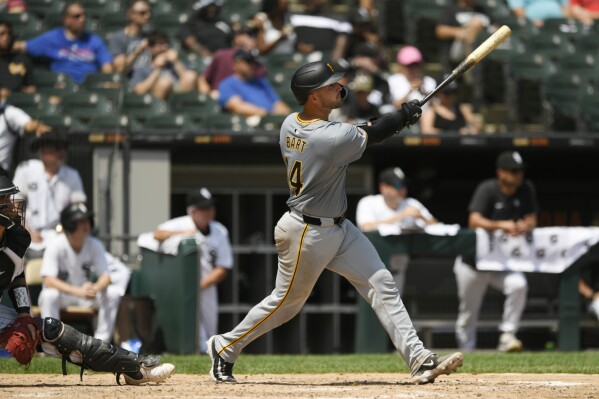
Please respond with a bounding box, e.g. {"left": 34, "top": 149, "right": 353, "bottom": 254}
{"left": 420, "top": 25, "right": 512, "bottom": 106}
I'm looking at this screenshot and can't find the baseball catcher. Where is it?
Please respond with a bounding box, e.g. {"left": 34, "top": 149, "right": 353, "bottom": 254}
{"left": 0, "top": 175, "right": 175, "bottom": 385}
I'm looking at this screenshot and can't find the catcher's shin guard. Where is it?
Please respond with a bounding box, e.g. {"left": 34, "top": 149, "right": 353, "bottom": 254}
{"left": 40, "top": 317, "right": 165, "bottom": 384}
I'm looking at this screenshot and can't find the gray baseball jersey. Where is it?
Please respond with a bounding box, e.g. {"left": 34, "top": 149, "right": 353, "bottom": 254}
{"left": 212, "top": 112, "right": 432, "bottom": 375}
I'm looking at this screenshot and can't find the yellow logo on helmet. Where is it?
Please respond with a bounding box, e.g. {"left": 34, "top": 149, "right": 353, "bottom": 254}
{"left": 326, "top": 63, "right": 334, "bottom": 72}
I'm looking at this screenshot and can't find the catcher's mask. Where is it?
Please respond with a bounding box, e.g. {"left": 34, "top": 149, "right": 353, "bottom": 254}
{"left": 0, "top": 175, "right": 25, "bottom": 228}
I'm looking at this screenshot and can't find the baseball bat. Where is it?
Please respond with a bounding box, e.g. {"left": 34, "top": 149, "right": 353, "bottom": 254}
{"left": 419, "top": 25, "right": 512, "bottom": 106}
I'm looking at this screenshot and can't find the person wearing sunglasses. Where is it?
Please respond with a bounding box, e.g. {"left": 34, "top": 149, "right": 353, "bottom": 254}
{"left": 109, "top": 0, "right": 153, "bottom": 75}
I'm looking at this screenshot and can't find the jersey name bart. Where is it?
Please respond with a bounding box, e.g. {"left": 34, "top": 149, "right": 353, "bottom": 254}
{"left": 285, "top": 134, "right": 308, "bottom": 152}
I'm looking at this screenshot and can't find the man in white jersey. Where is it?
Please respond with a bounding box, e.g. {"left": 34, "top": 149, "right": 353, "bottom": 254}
{"left": 207, "top": 61, "right": 463, "bottom": 385}
{"left": 153, "top": 187, "right": 233, "bottom": 353}
{"left": 356, "top": 167, "right": 438, "bottom": 295}
{"left": 38, "top": 202, "right": 122, "bottom": 341}
{"left": 0, "top": 174, "right": 174, "bottom": 384}
{"left": 13, "top": 132, "right": 86, "bottom": 256}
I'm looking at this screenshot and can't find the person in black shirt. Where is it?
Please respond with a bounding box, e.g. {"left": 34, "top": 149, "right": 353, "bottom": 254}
{"left": 0, "top": 22, "right": 35, "bottom": 101}
{"left": 454, "top": 151, "right": 539, "bottom": 352}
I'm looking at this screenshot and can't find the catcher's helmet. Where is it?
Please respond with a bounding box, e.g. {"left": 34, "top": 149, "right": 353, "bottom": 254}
{"left": 0, "top": 175, "right": 24, "bottom": 228}
{"left": 60, "top": 202, "right": 94, "bottom": 234}
{"left": 290, "top": 61, "right": 346, "bottom": 105}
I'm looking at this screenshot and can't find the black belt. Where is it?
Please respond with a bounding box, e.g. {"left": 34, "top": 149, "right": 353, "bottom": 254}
{"left": 289, "top": 208, "right": 345, "bottom": 226}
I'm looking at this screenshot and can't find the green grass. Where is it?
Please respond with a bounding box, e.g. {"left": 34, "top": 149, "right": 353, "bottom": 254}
{"left": 2, "top": 352, "right": 599, "bottom": 375}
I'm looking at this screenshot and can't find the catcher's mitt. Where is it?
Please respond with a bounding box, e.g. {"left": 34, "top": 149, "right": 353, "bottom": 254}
{"left": 0, "top": 316, "right": 40, "bottom": 365}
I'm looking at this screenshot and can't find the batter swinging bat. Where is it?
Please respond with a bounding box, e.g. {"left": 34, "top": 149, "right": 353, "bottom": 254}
{"left": 420, "top": 25, "right": 512, "bottom": 106}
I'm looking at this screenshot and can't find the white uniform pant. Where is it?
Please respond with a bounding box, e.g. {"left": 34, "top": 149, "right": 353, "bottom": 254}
{"left": 199, "top": 285, "right": 218, "bottom": 353}
{"left": 453, "top": 256, "right": 528, "bottom": 351}
{"left": 589, "top": 298, "right": 599, "bottom": 321}
{"left": 213, "top": 211, "right": 431, "bottom": 374}
{"left": 38, "top": 285, "right": 122, "bottom": 341}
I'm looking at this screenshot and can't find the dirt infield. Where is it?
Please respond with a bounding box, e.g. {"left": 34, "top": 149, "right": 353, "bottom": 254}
{"left": 1, "top": 373, "right": 598, "bottom": 398}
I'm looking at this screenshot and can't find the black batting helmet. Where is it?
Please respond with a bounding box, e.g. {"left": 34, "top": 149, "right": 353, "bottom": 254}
{"left": 60, "top": 202, "right": 94, "bottom": 234}
{"left": 290, "top": 61, "right": 345, "bottom": 105}
{"left": 0, "top": 175, "right": 25, "bottom": 228}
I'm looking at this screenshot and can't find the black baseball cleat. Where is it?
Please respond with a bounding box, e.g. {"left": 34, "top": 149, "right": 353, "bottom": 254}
{"left": 410, "top": 352, "right": 463, "bottom": 385}
{"left": 207, "top": 336, "right": 237, "bottom": 383}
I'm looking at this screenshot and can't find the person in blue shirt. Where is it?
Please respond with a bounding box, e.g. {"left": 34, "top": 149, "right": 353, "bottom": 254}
{"left": 217, "top": 49, "right": 290, "bottom": 117}
{"left": 13, "top": 1, "right": 113, "bottom": 84}
{"left": 507, "top": 0, "right": 570, "bottom": 27}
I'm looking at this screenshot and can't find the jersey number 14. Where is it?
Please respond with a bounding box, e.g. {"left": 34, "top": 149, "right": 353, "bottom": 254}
{"left": 285, "top": 158, "right": 304, "bottom": 196}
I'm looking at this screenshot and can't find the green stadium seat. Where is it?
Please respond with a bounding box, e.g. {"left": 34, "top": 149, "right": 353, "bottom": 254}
{"left": 0, "top": 12, "right": 44, "bottom": 40}
{"left": 258, "top": 114, "right": 286, "bottom": 132}
{"left": 575, "top": 34, "right": 599, "bottom": 53}
{"left": 88, "top": 114, "right": 138, "bottom": 131}
{"left": 81, "top": 72, "right": 128, "bottom": 105}
{"left": 220, "top": 0, "right": 260, "bottom": 24}
{"left": 27, "top": 0, "right": 65, "bottom": 18}
{"left": 523, "top": 32, "right": 575, "bottom": 61}
{"left": 78, "top": 0, "right": 122, "bottom": 16}
{"left": 35, "top": 114, "right": 87, "bottom": 131}
{"left": 169, "top": 92, "right": 220, "bottom": 123}
{"left": 203, "top": 114, "right": 251, "bottom": 132}
{"left": 508, "top": 52, "right": 556, "bottom": 81}
{"left": 580, "top": 89, "right": 599, "bottom": 132}
{"left": 558, "top": 52, "right": 599, "bottom": 81}
{"left": 61, "top": 92, "right": 113, "bottom": 121}
{"left": 122, "top": 93, "right": 168, "bottom": 122}
{"left": 153, "top": 12, "right": 189, "bottom": 35}
{"left": 6, "top": 92, "right": 48, "bottom": 115}
{"left": 146, "top": 0, "right": 176, "bottom": 14}
{"left": 543, "top": 73, "right": 593, "bottom": 131}
{"left": 542, "top": 18, "right": 586, "bottom": 37}
{"left": 97, "top": 12, "right": 128, "bottom": 34}
{"left": 403, "top": 0, "right": 449, "bottom": 63}
{"left": 34, "top": 70, "right": 79, "bottom": 96}
{"left": 143, "top": 114, "right": 198, "bottom": 130}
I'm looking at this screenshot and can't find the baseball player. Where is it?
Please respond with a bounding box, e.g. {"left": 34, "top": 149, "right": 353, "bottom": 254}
{"left": 38, "top": 202, "right": 124, "bottom": 342}
{"left": 356, "top": 167, "right": 438, "bottom": 295}
{"left": 0, "top": 174, "right": 175, "bottom": 384}
{"left": 207, "top": 61, "right": 463, "bottom": 385}
{"left": 454, "top": 151, "right": 538, "bottom": 352}
{"left": 153, "top": 187, "right": 233, "bottom": 353}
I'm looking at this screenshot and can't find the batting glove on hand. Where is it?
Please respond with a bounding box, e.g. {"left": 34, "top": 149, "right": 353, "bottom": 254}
{"left": 0, "top": 213, "right": 15, "bottom": 230}
{"left": 401, "top": 100, "right": 422, "bottom": 127}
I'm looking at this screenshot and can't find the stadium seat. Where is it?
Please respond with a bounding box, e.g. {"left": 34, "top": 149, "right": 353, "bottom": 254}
{"left": 220, "top": 0, "right": 260, "bottom": 24}
{"left": 60, "top": 92, "right": 113, "bottom": 122}
{"left": 203, "top": 114, "right": 251, "bottom": 132}
{"left": 152, "top": 12, "right": 189, "bottom": 35}
{"left": 403, "top": 0, "right": 449, "bottom": 63}
{"left": 146, "top": 0, "right": 176, "bottom": 14}
{"left": 34, "top": 70, "right": 79, "bottom": 96}
{"left": 580, "top": 89, "right": 599, "bottom": 132}
{"left": 523, "top": 32, "right": 575, "bottom": 62}
{"left": 258, "top": 114, "right": 286, "bottom": 132}
{"left": 543, "top": 73, "right": 592, "bottom": 131}
{"left": 88, "top": 114, "right": 137, "bottom": 131}
{"left": 6, "top": 92, "right": 49, "bottom": 115}
{"left": 35, "top": 114, "right": 87, "bottom": 131}
{"left": 168, "top": 92, "right": 220, "bottom": 123}
{"left": 143, "top": 114, "right": 198, "bottom": 130}
{"left": 81, "top": 72, "right": 129, "bottom": 106}
{"left": 558, "top": 52, "right": 599, "bottom": 81}
{"left": 97, "top": 12, "right": 128, "bottom": 34}
{"left": 0, "top": 12, "right": 44, "bottom": 40}
{"left": 27, "top": 0, "right": 65, "bottom": 19}
{"left": 122, "top": 93, "right": 168, "bottom": 122}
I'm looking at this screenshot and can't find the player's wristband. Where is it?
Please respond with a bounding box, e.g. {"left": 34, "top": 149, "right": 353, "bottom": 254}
{"left": 9, "top": 285, "right": 31, "bottom": 315}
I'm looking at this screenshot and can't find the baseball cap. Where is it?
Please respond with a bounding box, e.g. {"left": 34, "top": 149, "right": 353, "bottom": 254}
{"left": 31, "top": 132, "right": 69, "bottom": 152}
{"left": 350, "top": 74, "right": 373, "bottom": 92}
{"left": 397, "top": 46, "right": 423, "bottom": 66}
{"left": 234, "top": 48, "right": 260, "bottom": 65}
{"left": 192, "top": 0, "right": 223, "bottom": 11}
{"left": 187, "top": 187, "right": 215, "bottom": 208}
{"left": 496, "top": 151, "right": 526, "bottom": 171}
{"left": 379, "top": 167, "right": 407, "bottom": 189}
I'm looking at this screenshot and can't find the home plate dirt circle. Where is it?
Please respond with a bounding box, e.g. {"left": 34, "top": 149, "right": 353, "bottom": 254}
{"left": 0, "top": 373, "right": 597, "bottom": 398}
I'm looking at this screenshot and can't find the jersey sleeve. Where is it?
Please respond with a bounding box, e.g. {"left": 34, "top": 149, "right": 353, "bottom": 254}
{"left": 5, "top": 106, "right": 32, "bottom": 135}
{"left": 355, "top": 196, "right": 376, "bottom": 228}
{"left": 94, "top": 35, "right": 114, "bottom": 66}
{"left": 12, "top": 163, "right": 28, "bottom": 196}
{"left": 215, "top": 225, "right": 233, "bottom": 269}
{"left": 468, "top": 182, "right": 492, "bottom": 215}
{"left": 40, "top": 242, "right": 60, "bottom": 277}
{"left": 521, "top": 180, "right": 540, "bottom": 214}
{"left": 25, "top": 31, "right": 53, "bottom": 58}
{"left": 91, "top": 239, "right": 109, "bottom": 275}
{"left": 332, "top": 124, "right": 368, "bottom": 166}
{"left": 409, "top": 198, "right": 435, "bottom": 221}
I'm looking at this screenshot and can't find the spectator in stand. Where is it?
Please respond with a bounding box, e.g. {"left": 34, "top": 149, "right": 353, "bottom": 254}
{"left": 454, "top": 151, "right": 538, "bottom": 352}
{"left": 0, "top": 103, "right": 49, "bottom": 173}
{"left": 345, "top": 2, "right": 386, "bottom": 67}
{"left": 130, "top": 30, "right": 198, "bottom": 101}
{"left": 0, "top": 0, "right": 27, "bottom": 13}
{"left": 12, "top": 1, "right": 113, "bottom": 84}
{"left": 420, "top": 77, "right": 480, "bottom": 135}
{"left": 290, "top": 0, "right": 352, "bottom": 62}
{"left": 436, "top": 0, "right": 491, "bottom": 65}
{"left": 388, "top": 46, "right": 436, "bottom": 113}
{"left": 252, "top": 0, "right": 295, "bottom": 55}
{"left": 356, "top": 167, "right": 438, "bottom": 295}
{"left": 570, "top": 0, "right": 599, "bottom": 25}
{"left": 349, "top": 43, "right": 392, "bottom": 114}
{"left": 13, "top": 132, "right": 86, "bottom": 258}
{"left": 507, "top": 0, "right": 570, "bottom": 27}
{"left": 109, "top": 0, "right": 152, "bottom": 75}
{"left": 0, "top": 22, "right": 35, "bottom": 101}
{"left": 217, "top": 49, "right": 290, "bottom": 117}
{"left": 343, "top": 73, "right": 380, "bottom": 124}
{"left": 180, "top": 0, "right": 232, "bottom": 61}
{"left": 198, "top": 24, "right": 265, "bottom": 98}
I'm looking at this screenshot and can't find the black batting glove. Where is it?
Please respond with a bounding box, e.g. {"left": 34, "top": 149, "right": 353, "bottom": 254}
{"left": 400, "top": 100, "right": 422, "bottom": 127}
{"left": 0, "top": 213, "right": 15, "bottom": 230}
